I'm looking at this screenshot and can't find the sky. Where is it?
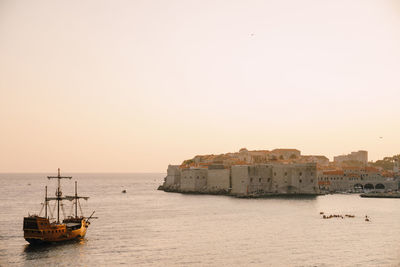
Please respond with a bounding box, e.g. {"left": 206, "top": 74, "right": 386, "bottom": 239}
{"left": 0, "top": 0, "right": 399, "bottom": 172}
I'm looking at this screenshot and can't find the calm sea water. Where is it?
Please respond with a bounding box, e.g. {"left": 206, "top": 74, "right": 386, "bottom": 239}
{"left": 1, "top": 173, "right": 400, "bottom": 266}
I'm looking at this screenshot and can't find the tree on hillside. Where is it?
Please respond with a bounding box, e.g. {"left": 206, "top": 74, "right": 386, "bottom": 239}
{"left": 370, "top": 154, "right": 400, "bottom": 171}
{"left": 182, "top": 159, "right": 194, "bottom": 165}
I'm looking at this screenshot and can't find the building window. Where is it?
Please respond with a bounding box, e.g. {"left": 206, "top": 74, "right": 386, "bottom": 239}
{"left": 259, "top": 178, "right": 261, "bottom": 182}
{"left": 311, "top": 179, "right": 313, "bottom": 183}
{"left": 250, "top": 178, "right": 253, "bottom": 182}
{"left": 284, "top": 172, "right": 287, "bottom": 176}
{"left": 299, "top": 172, "right": 302, "bottom": 176}
{"left": 267, "top": 178, "right": 271, "bottom": 182}
{"left": 274, "top": 172, "right": 276, "bottom": 176}
{"left": 197, "top": 176, "right": 199, "bottom": 179}
{"left": 299, "top": 179, "right": 302, "bottom": 183}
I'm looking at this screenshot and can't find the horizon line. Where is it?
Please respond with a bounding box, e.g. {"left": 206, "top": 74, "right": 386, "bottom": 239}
{"left": 0, "top": 171, "right": 167, "bottom": 174}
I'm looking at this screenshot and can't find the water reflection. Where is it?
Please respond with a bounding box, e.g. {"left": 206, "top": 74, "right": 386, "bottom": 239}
{"left": 23, "top": 238, "right": 87, "bottom": 262}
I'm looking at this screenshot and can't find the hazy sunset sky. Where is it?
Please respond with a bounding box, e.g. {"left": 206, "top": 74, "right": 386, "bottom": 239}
{"left": 0, "top": 0, "right": 399, "bottom": 172}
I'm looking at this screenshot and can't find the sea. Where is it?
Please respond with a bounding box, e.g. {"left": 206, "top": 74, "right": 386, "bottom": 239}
{"left": 1, "top": 173, "right": 400, "bottom": 267}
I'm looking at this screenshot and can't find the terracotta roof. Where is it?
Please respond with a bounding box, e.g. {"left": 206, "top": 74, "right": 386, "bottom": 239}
{"left": 302, "top": 155, "right": 328, "bottom": 158}
{"left": 323, "top": 170, "right": 344, "bottom": 175}
{"left": 232, "top": 160, "right": 248, "bottom": 165}
{"left": 272, "top": 149, "right": 300, "bottom": 152}
{"left": 365, "top": 167, "right": 379, "bottom": 172}
{"left": 382, "top": 171, "right": 393, "bottom": 177}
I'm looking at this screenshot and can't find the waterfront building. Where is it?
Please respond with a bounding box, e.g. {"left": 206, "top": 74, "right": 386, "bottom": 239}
{"left": 334, "top": 150, "right": 368, "bottom": 165}
{"left": 318, "top": 166, "right": 398, "bottom": 192}
{"left": 271, "top": 149, "right": 301, "bottom": 160}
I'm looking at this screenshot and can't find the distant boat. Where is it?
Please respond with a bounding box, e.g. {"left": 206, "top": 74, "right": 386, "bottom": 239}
{"left": 122, "top": 189, "right": 127, "bottom": 193}
{"left": 23, "top": 169, "right": 96, "bottom": 244}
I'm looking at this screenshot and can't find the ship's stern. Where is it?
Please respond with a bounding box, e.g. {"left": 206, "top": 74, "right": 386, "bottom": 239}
{"left": 23, "top": 216, "right": 44, "bottom": 244}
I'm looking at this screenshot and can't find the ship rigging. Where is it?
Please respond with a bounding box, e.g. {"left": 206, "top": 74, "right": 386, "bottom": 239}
{"left": 23, "top": 169, "right": 96, "bottom": 244}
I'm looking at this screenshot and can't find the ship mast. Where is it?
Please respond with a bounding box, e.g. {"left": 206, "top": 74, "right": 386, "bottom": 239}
{"left": 66, "top": 181, "right": 89, "bottom": 218}
{"left": 47, "top": 168, "right": 72, "bottom": 223}
{"left": 45, "top": 186, "right": 47, "bottom": 219}
{"left": 75, "top": 181, "right": 78, "bottom": 218}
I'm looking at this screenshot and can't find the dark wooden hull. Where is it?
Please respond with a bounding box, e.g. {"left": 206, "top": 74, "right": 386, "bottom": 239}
{"left": 25, "top": 238, "right": 46, "bottom": 245}
{"left": 23, "top": 216, "right": 88, "bottom": 244}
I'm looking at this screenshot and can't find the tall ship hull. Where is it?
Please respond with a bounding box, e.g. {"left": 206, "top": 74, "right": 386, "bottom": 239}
{"left": 23, "top": 216, "right": 89, "bottom": 244}
{"left": 23, "top": 169, "right": 95, "bottom": 244}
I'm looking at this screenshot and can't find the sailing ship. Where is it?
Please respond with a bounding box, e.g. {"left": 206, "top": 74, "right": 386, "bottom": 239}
{"left": 23, "top": 169, "right": 96, "bottom": 244}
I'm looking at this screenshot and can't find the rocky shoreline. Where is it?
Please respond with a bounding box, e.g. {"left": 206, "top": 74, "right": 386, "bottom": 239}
{"left": 158, "top": 185, "right": 321, "bottom": 198}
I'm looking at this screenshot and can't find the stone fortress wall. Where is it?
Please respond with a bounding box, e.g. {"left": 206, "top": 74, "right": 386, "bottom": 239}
{"left": 163, "top": 163, "right": 319, "bottom": 196}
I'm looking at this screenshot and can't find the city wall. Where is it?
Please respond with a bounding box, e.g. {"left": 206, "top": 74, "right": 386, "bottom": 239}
{"left": 161, "top": 163, "right": 320, "bottom": 197}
